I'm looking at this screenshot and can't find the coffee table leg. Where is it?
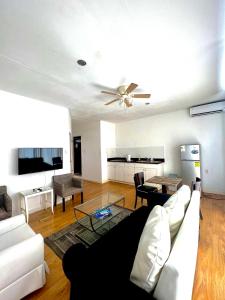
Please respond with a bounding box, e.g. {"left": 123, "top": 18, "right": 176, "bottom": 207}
{"left": 74, "top": 208, "right": 98, "bottom": 233}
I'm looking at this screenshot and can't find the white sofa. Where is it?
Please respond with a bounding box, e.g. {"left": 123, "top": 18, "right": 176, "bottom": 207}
{"left": 63, "top": 185, "right": 201, "bottom": 300}
{"left": 153, "top": 188, "right": 201, "bottom": 300}
{"left": 0, "top": 214, "right": 46, "bottom": 300}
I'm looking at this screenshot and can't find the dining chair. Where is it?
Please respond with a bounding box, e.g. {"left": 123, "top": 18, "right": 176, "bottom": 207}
{"left": 133, "top": 172, "right": 158, "bottom": 208}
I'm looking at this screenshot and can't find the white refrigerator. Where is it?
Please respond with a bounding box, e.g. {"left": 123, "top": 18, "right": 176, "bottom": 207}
{"left": 180, "top": 144, "right": 201, "bottom": 187}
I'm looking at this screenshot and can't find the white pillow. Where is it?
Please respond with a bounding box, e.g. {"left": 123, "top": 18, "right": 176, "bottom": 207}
{"left": 164, "top": 185, "right": 191, "bottom": 210}
{"left": 164, "top": 202, "right": 185, "bottom": 241}
{"left": 163, "top": 185, "right": 190, "bottom": 241}
{"left": 130, "top": 205, "right": 171, "bottom": 293}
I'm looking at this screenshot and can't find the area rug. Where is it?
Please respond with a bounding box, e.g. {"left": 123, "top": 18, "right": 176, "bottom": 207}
{"left": 45, "top": 205, "right": 132, "bottom": 259}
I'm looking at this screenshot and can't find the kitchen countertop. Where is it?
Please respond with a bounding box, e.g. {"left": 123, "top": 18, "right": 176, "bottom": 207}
{"left": 107, "top": 157, "right": 165, "bottom": 164}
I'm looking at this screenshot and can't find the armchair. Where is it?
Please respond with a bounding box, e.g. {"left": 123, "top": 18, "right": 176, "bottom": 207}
{"left": 53, "top": 173, "right": 83, "bottom": 212}
{"left": 0, "top": 186, "right": 12, "bottom": 221}
{"left": 0, "top": 214, "right": 46, "bottom": 300}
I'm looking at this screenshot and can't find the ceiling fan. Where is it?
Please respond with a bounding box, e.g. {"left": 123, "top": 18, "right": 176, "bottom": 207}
{"left": 101, "top": 83, "right": 151, "bottom": 108}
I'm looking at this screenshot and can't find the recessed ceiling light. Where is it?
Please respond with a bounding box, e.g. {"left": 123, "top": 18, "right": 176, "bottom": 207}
{"left": 77, "top": 59, "right": 87, "bottom": 66}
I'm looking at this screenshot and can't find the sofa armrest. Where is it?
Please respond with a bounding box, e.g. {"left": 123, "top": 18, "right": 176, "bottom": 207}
{"left": 0, "top": 214, "right": 26, "bottom": 236}
{"left": 63, "top": 243, "right": 88, "bottom": 280}
{"left": 0, "top": 234, "right": 44, "bottom": 290}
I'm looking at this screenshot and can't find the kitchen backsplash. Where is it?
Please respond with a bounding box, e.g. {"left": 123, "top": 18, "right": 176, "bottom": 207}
{"left": 106, "top": 146, "right": 164, "bottom": 158}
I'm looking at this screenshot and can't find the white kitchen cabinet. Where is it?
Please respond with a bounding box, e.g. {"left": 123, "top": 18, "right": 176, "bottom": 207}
{"left": 107, "top": 163, "right": 116, "bottom": 180}
{"left": 107, "top": 162, "right": 164, "bottom": 185}
{"left": 145, "top": 167, "right": 157, "bottom": 180}
{"left": 115, "top": 163, "right": 125, "bottom": 182}
{"left": 124, "top": 164, "right": 135, "bottom": 183}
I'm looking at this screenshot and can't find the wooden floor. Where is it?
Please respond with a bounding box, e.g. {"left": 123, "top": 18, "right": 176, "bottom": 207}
{"left": 24, "top": 181, "right": 225, "bottom": 300}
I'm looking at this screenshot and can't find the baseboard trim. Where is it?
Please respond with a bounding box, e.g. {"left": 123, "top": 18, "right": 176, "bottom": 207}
{"left": 202, "top": 192, "right": 225, "bottom": 200}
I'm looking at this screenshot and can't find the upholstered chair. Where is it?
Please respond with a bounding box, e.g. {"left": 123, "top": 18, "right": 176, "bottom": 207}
{"left": 0, "top": 186, "right": 12, "bottom": 221}
{"left": 53, "top": 173, "right": 83, "bottom": 212}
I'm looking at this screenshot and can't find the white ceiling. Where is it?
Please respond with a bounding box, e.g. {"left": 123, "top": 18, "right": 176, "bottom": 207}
{"left": 0, "top": 0, "right": 224, "bottom": 122}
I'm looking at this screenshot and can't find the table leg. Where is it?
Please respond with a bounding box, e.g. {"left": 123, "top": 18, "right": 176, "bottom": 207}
{"left": 162, "top": 185, "right": 167, "bottom": 194}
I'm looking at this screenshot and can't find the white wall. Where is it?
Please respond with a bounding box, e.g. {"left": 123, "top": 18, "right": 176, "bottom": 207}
{"left": 100, "top": 121, "right": 116, "bottom": 183}
{"left": 0, "top": 90, "right": 72, "bottom": 214}
{"left": 116, "top": 109, "right": 225, "bottom": 194}
{"left": 72, "top": 120, "right": 102, "bottom": 182}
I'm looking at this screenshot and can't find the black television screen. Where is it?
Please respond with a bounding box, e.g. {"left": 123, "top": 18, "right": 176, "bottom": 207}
{"left": 18, "top": 148, "right": 63, "bottom": 175}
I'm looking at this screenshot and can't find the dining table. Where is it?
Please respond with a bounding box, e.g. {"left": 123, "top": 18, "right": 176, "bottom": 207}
{"left": 146, "top": 175, "right": 183, "bottom": 194}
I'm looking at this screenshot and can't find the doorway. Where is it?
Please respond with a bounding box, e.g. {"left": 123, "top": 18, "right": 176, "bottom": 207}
{"left": 73, "top": 136, "right": 82, "bottom": 175}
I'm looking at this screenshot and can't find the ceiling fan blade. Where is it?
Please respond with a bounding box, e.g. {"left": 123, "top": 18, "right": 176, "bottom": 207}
{"left": 125, "top": 83, "right": 138, "bottom": 94}
{"left": 132, "top": 93, "right": 151, "bottom": 98}
{"left": 101, "top": 91, "right": 120, "bottom": 96}
{"left": 124, "top": 99, "right": 132, "bottom": 107}
{"left": 105, "top": 98, "right": 121, "bottom": 105}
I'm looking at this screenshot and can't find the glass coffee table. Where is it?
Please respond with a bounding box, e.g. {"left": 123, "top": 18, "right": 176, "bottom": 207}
{"left": 74, "top": 192, "right": 127, "bottom": 236}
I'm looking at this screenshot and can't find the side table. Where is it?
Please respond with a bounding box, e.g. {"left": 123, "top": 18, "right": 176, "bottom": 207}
{"left": 20, "top": 187, "right": 54, "bottom": 223}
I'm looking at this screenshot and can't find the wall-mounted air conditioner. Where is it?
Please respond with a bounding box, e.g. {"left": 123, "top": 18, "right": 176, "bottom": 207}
{"left": 190, "top": 100, "right": 225, "bottom": 117}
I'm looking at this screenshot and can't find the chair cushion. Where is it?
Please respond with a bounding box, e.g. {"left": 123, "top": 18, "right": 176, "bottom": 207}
{"left": 63, "top": 187, "right": 82, "bottom": 197}
{"left": 137, "top": 186, "right": 157, "bottom": 194}
{"left": 130, "top": 205, "right": 171, "bottom": 293}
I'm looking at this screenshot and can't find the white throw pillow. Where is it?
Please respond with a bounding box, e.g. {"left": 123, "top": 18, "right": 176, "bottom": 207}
{"left": 130, "top": 205, "right": 171, "bottom": 293}
{"left": 164, "top": 185, "right": 191, "bottom": 210}
{"left": 163, "top": 185, "right": 190, "bottom": 241}
{"left": 164, "top": 202, "right": 185, "bottom": 241}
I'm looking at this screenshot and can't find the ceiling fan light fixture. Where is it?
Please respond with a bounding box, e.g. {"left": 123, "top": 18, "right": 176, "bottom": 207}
{"left": 102, "top": 82, "right": 151, "bottom": 108}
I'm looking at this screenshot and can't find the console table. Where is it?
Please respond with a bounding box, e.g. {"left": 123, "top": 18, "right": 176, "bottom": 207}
{"left": 20, "top": 187, "right": 54, "bottom": 223}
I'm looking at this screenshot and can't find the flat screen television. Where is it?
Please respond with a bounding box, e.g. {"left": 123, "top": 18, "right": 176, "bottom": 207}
{"left": 18, "top": 148, "right": 63, "bottom": 175}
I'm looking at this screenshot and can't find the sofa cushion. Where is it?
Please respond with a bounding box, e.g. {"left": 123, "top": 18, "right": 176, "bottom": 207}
{"left": 163, "top": 185, "right": 190, "bottom": 241}
{"left": 130, "top": 205, "right": 171, "bottom": 293}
